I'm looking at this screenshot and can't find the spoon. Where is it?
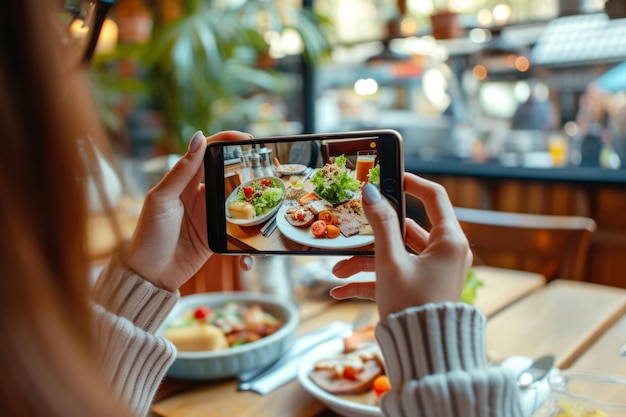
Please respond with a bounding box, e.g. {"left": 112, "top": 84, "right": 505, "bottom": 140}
{"left": 517, "top": 354, "right": 555, "bottom": 388}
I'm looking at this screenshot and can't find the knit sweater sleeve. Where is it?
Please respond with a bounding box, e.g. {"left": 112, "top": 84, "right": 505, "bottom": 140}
{"left": 375, "top": 302, "right": 525, "bottom": 417}
{"left": 90, "top": 255, "right": 179, "bottom": 417}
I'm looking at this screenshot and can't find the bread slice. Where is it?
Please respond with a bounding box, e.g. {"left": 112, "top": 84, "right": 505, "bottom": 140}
{"left": 229, "top": 201, "right": 255, "bottom": 219}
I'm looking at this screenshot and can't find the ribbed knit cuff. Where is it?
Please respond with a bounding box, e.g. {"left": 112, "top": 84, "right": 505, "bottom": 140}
{"left": 91, "top": 254, "right": 178, "bottom": 334}
{"left": 375, "top": 302, "right": 488, "bottom": 384}
{"left": 375, "top": 303, "right": 525, "bottom": 417}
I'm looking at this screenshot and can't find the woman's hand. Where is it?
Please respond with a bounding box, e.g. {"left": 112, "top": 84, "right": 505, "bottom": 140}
{"left": 329, "top": 173, "right": 472, "bottom": 320}
{"left": 123, "top": 130, "right": 253, "bottom": 292}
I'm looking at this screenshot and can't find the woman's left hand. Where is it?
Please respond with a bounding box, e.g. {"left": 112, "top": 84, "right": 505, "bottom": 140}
{"left": 123, "top": 130, "right": 253, "bottom": 292}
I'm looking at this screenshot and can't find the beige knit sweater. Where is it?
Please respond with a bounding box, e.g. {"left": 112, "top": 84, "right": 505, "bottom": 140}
{"left": 90, "top": 255, "right": 178, "bottom": 417}
{"left": 376, "top": 302, "right": 526, "bottom": 417}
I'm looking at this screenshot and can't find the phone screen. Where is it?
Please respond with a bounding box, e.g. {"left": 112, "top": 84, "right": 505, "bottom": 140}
{"left": 204, "top": 130, "right": 405, "bottom": 255}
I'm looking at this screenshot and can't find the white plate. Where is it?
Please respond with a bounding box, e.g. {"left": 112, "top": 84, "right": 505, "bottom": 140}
{"left": 277, "top": 164, "right": 307, "bottom": 175}
{"left": 275, "top": 205, "right": 374, "bottom": 249}
{"left": 299, "top": 350, "right": 552, "bottom": 417}
{"left": 225, "top": 177, "right": 285, "bottom": 227}
{"left": 298, "top": 339, "right": 382, "bottom": 417}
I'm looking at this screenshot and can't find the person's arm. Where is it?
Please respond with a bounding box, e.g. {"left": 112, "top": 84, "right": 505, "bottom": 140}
{"left": 87, "top": 131, "right": 256, "bottom": 416}
{"left": 376, "top": 303, "right": 524, "bottom": 417}
{"left": 90, "top": 255, "right": 178, "bottom": 417}
{"left": 330, "top": 174, "right": 524, "bottom": 417}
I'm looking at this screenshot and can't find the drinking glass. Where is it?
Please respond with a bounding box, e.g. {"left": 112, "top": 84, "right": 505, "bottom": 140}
{"left": 355, "top": 150, "right": 377, "bottom": 183}
{"left": 548, "top": 370, "right": 626, "bottom": 417}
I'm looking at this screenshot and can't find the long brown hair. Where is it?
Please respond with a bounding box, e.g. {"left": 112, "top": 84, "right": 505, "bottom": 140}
{"left": 0, "top": 1, "right": 127, "bottom": 415}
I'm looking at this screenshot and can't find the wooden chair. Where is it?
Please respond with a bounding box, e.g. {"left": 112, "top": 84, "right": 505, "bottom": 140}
{"left": 454, "top": 207, "right": 597, "bottom": 281}
{"left": 320, "top": 138, "right": 378, "bottom": 169}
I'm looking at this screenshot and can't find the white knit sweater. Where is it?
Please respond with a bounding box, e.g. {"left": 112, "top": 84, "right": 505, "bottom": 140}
{"left": 90, "top": 255, "right": 178, "bottom": 417}
{"left": 376, "top": 302, "right": 525, "bottom": 417}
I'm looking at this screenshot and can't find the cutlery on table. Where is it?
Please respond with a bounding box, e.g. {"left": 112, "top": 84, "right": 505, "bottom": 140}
{"left": 516, "top": 354, "right": 555, "bottom": 388}
{"left": 237, "top": 307, "right": 375, "bottom": 394}
{"left": 237, "top": 321, "right": 352, "bottom": 394}
{"left": 260, "top": 214, "right": 278, "bottom": 236}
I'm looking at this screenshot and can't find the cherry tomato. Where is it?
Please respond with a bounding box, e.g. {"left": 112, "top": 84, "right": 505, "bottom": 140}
{"left": 243, "top": 186, "right": 254, "bottom": 196}
{"left": 373, "top": 375, "right": 391, "bottom": 397}
{"left": 261, "top": 178, "right": 271, "bottom": 186}
{"left": 326, "top": 224, "right": 340, "bottom": 239}
{"left": 193, "top": 305, "right": 212, "bottom": 320}
{"left": 318, "top": 210, "right": 337, "bottom": 225}
{"left": 310, "top": 220, "right": 327, "bottom": 238}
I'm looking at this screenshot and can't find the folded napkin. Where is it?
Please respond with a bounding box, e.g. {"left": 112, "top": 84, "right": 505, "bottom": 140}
{"left": 238, "top": 321, "right": 352, "bottom": 395}
{"left": 501, "top": 356, "right": 557, "bottom": 417}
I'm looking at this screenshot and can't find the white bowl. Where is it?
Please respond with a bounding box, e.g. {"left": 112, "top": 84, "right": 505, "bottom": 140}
{"left": 158, "top": 292, "right": 299, "bottom": 380}
{"left": 225, "top": 176, "right": 286, "bottom": 227}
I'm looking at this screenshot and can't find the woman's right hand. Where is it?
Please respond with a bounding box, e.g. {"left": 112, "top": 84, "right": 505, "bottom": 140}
{"left": 330, "top": 173, "right": 473, "bottom": 320}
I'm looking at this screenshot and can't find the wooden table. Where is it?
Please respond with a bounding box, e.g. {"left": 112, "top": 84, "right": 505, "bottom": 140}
{"left": 150, "top": 265, "right": 626, "bottom": 417}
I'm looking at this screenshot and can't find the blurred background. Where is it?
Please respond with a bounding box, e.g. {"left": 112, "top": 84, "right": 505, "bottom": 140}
{"left": 83, "top": 0, "right": 626, "bottom": 288}
{"left": 85, "top": 0, "right": 626, "bottom": 165}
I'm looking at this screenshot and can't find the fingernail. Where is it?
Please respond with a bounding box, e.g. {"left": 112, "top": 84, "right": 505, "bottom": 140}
{"left": 243, "top": 256, "right": 253, "bottom": 271}
{"left": 188, "top": 130, "right": 204, "bottom": 153}
{"left": 362, "top": 183, "right": 381, "bottom": 204}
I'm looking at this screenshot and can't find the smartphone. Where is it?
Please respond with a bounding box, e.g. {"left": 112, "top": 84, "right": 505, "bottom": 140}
{"left": 204, "top": 129, "right": 405, "bottom": 255}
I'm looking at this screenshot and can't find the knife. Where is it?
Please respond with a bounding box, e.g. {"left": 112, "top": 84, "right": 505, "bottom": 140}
{"left": 237, "top": 321, "right": 352, "bottom": 394}
{"left": 260, "top": 214, "right": 278, "bottom": 236}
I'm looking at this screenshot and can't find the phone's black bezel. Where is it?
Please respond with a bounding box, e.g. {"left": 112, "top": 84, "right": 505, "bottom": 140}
{"left": 204, "top": 129, "right": 405, "bottom": 256}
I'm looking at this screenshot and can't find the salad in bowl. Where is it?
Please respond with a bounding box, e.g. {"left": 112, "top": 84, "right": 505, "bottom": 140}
{"left": 311, "top": 155, "right": 361, "bottom": 205}
{"left": 226, "top": 176, "right": 285, "bottom": 226}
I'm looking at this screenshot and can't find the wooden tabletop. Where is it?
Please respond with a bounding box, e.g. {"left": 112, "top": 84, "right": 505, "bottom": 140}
{"left": 150, "top": 266, "right": 626, "bottom": 417}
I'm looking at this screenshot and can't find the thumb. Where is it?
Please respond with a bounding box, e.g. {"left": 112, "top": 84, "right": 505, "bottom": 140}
{"left": 361, "top": 183, "right": 405, "bottom": 261}
{"left": 155, "top": 131, "right": 207, "bottom": 198}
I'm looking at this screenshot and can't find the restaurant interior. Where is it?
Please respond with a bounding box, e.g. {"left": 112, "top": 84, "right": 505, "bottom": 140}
{"left": 82, "top": 2, "right": 626, "bottom": 415}
{"left": 88, "top": 0, "right": 626, "bottom": 288}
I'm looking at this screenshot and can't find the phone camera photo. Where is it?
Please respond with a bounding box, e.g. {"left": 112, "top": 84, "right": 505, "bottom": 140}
{"left": 205, "top": 130, "right": 404, "bottom": 255}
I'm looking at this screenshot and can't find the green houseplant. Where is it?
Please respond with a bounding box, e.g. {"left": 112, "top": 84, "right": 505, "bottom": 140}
{"left": 91, "top": 0, "right": 331, "bottom": 154}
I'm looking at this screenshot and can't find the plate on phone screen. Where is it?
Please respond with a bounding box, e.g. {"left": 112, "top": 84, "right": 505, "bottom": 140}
{"left": 277, "top": 164, "right": 307, "bottom": 176}
{"left": 225, "top": 177, "right": 285, "bottom": 227}
{"left": 275, "top": 205, "right": 374, "bottom": 249}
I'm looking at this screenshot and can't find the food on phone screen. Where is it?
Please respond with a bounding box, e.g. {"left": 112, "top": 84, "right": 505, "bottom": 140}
{"left": 367, "top": 163, "right": 380, "bottom": 187}
{"left": 310, "top": 220, "right": 328, "bottom": 238}
{"left": 326, "top": 224, "right": 341, "bottom": 238}
{"left": 228, "top": 201, "right": 256, "bottom": 219}
{"left": 285, "top": 207, "right": 316, "bottom": 228}
{"left": 164, "top": 301, "right": 283, "bottom": 352}
{"left": 289, "top": 175, "right": 305, "bottom": 189}
{"left": 311, "top": 155, "right": 360, "bottom": 205}
{"left": 299, "top": 191, "right": 321, "bottom": 206}
{"left": 230, "top": 177, "right": 284, "bottom": 217}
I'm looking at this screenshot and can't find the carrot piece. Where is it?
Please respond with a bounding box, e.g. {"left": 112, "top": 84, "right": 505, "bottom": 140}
{"left": 373, "top": 375, "right": 391, "bottom": 397}
{"left": 299, "top": 191, "right": 320, "bottom": 206}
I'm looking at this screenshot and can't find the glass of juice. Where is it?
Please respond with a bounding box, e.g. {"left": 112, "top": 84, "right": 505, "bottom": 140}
{"left": 355, "top": 150, "right": 377, "bottom": 183}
